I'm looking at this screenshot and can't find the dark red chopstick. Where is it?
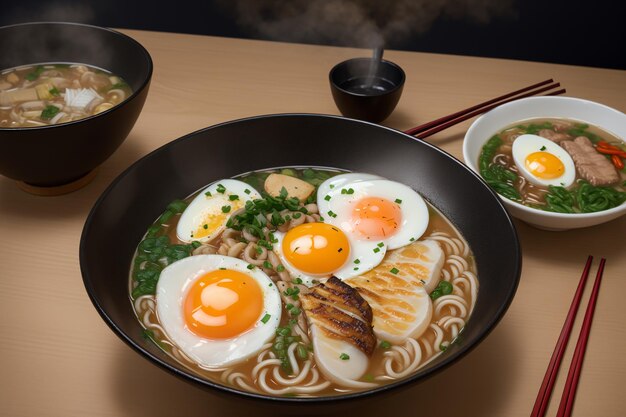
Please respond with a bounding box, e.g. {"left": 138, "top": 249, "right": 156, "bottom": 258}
{"left": 404, "top": 78, "right": 555, "bottom": 136}
{"left": 408, "top": 83, "right": 565, "bottom": 139}
{"left": 530, "top": 256, "right": 594, "bottom": 417}
{"left": 556, "top": 258, "right": 606, "bottom": 417}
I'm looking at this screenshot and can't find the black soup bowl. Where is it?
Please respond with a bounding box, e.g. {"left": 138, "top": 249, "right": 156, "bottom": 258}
{"left": 80, "top": 114, "right": 521, "bottom": 403}
{"left": 330, "top": 57, "right": 405, "bottom": 123}
{"left": 0, "top": 22, "right": 152, "bottom": 188}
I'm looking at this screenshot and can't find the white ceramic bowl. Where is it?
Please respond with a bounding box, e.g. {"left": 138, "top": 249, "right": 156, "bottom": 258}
{"left": 462, "top": 96, "right": 626, "bottom": 231}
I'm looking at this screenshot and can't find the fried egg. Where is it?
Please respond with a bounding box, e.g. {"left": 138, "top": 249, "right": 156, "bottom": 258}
{"left": 512, "top": 134, "right": 576, "bottom": 187}
{"left": 156, "top": 255, "right": 281, "bottom": 368}
{"left": 271, "top": 222, "right": 383, "bottom": 286}
{"left": 316, "top": 177, "right": 429, "bottom": 278}
{"left": 176, "top": 179, "right": 261, "bottom": 243}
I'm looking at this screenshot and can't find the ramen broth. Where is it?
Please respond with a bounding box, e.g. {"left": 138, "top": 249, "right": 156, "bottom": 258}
{"left": 0, "top": 62, "right": 132, "bottom": 127}
{"left": 130, "top": 167, "right": 478, "bottom": 397}
{"left": 478, "top": 118, "right": 626, "bottom": 213}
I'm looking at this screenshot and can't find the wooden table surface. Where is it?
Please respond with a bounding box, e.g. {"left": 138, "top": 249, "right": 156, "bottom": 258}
{"left": 1, "top": 29, "right": 625, "bottom": 417}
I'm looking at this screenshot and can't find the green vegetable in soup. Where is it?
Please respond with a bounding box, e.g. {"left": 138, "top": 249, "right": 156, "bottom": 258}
{"left": 478, "top": 135, "right": 521, "bottom": 201}
{"left": 130, "top": 200, "right": 196, "bottom": 299}
{"left": 542, "top": 181, "right": 626, "bottom": 214}
{"left": 40, "top": 105, "right": 60, "bottom": 120}
{"left": 566, "top": 123, "right": 601, "bottom": 144}
{"left": 430, "top": 280, "right": 454, "bottom": 300}
{"left": 24, "top": 65, "right": 44, "bottom": 81}
{"left": 521, "top": 122, "right": 553, "bottom": 135}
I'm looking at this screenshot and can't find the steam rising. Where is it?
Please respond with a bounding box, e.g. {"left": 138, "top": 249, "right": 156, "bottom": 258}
{"left": 218, "top": 0, "right": 515, "bottom": 48}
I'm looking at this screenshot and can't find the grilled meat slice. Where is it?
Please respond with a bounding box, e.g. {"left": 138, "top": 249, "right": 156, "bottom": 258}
{"left": 301, "top": 276, "right": 376, "bottom": 356}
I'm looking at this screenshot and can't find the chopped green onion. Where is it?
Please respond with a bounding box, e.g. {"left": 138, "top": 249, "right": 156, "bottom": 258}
{"left": 380, "top": 340, "right": 392, "bottom": 349}
{"left": 390, "top": 267, "right": 399, "bottom": 274}
{"left": 377, "top": 242, "right": 384, "bottom": 247}
{"left": 205, "top": 191, "right": 212, "bottom": 197}
{"left": 373, "top": 247, "right": 380, "bottom": 253}
{"left": 324, "top": 195, "right": 331, "bottom": 201}
{"left": 244, "top": 188, "right": 251, "bottom": 194}
{"left": 49, "top": 86, "right": 60, "bottom": 96}
{"left": 354, "top": 259, "right": 361, "bottom": 264}
{"left": 247, "top": 264, "right": 255, "bottom": 270}
{"left": 216, "top": 184, "right": 226, "bottom": 194}
{"left": 229, "top": 194, "right": 239, "bottom": 201}
{"left": 221, "top": 205, "right": 231, "bottom": 213}
{"left": 203, "top": 224, "right": 208, "bottom": 229}
{"left": 395, "top": 198, "right": 402, "bottom": 204}
{"left": 293, "top": 277, "right": 303, "bottom": 284}
{"left": 339, "top": 353, "right": 350, "bottom": 360}
{"left": 263, "top": 261, "right": 272, "bottom": 269}
{"left": 261, "top": 314, "right": 271, "bottom": 324}
{"left": 297, "top": 345, "right": 308, "bottom": 360}
{"left": 540, "top": 145, "right": 547, "bottom": 151}
{"left": 276, "top": 265, "right": 285, "bottom": 272}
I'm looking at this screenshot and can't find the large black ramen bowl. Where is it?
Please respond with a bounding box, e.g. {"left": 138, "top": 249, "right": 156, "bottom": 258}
{"left": 0, "top": 22, "right": 152, "bottom": 189}
{"left": 80, "top": 114, "right": 521, "bottom": 403}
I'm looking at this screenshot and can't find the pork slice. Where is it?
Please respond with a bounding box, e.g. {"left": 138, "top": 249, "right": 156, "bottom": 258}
{"left": 560, "top": 136, "right": 620, "bottom": 186}
{"left": 538, "top": 129, "right": 572, "bottom": 143}
{"left": 301, "top": 277, "right": 377, "bottom": 387}
{"left": 301, "top": 277, "right": 376, "bottom": 355}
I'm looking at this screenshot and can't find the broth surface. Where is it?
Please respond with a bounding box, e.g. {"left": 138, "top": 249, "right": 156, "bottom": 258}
{"left": 0, "top": 62, "right": 132, "bottom": 127}
{"left": 129, "top": 167, "right": 478, "bottom": 397}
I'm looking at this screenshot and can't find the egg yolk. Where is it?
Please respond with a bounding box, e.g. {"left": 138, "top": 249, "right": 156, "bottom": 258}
{"left": 525, "top": 151, "right": 565, "bottom": 179}
{"left": 192, "top": 199, "right": 243, "bottom": 239}
{"left": 351, "top": 197, "right": 402, "bottom": 239}
{"left": 183, "top": 269, "right": 263, "bottom": 339}
{"left": 282, "top": 223, "right": 350, "bottom": 275}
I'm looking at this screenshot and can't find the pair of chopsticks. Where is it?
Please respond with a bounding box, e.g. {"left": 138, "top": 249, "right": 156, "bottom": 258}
{"left": 531, "top": 256, "right": 606, "bottom": 417}
{"left": 404, "top": 79, "right": 565, "bottom": 139}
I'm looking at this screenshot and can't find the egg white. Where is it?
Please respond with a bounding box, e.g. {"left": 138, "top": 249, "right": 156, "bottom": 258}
{"left": 317, "top": 178, "right": 430, "bottom": 250}
{"left": 511, "top": 134, "right": 576, "bottom": 187}
{"left": 316, "top": 172, "right": 385, "bottom": 200}
{"left": 155, "top": 254, "right": 281, "bottom": 369}
{"left": 176, "top": 179, "right": 261, "bottom": 243}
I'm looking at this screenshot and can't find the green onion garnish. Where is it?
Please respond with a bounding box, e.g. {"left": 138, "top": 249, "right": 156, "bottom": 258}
{"left": 247, "top": 264, "right": 255, "bottom": 270}
{"left": 276, "top": 265, "right": 285, "bottom": 272}
{"left": 324, "top": 195, "right": 331, "bottom": 201}
{"left": 395, "top": 198, "right": 402, "bottom": 204}
{"left": 261, "top": 314, "right": 271, "bottom": 324}
{"left": 221, "top": 205, "right": 231, "bottom": 213}
{"left": 390, "top": 267, "right": 399, "bottom": 274}
{"left": 380, "top": 340, "right": 391, "bottom": 349}
{"left": 244, "top": 189, "right": 251, "bottom": 194}
{"left": 216, "top": 184, "right": 226, "bottom": 194}
{"left": 339, "top": 353, "right": 350, "bottom": 360}
{"left": 229, "top": 195, "right": 239, "bottom": 201}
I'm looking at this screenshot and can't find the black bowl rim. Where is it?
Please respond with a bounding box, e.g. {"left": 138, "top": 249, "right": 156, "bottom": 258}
{"left": 80, "top": 113, "right": 521, "bottom": 403}
{"left": 329, "top": 57, "right": 406, "bottom": 97}
{"left": 0, "top": 21, "right": 153, "bottom": 132}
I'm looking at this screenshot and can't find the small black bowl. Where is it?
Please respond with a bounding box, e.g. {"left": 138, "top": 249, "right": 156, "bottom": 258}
{"left": 0, "top": 22, "right": 152, "bottom": 191}
{"left": 81, "top": 114, "right": 521, "bottom": 404}
{"left": 329, "top": 57, "right": 405, "bottom": 123}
